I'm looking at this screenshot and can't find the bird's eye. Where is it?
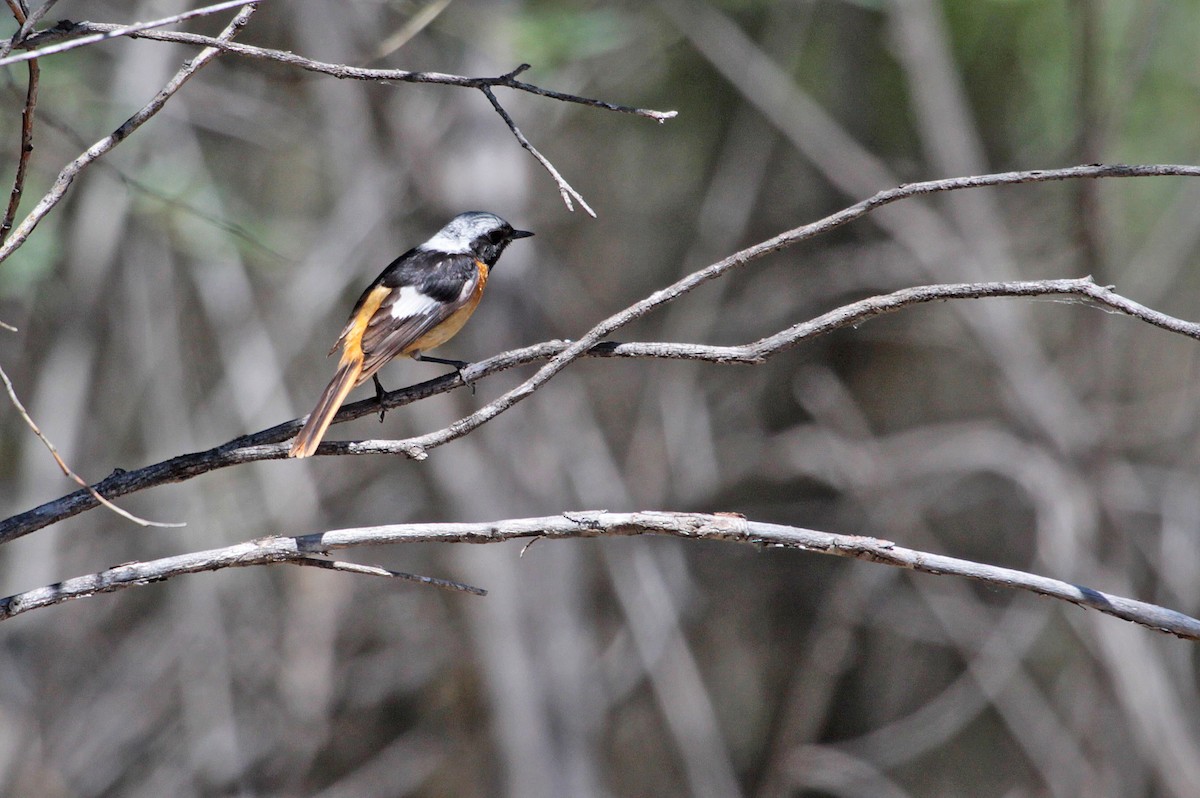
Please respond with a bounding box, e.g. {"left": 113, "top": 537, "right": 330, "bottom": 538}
{"left": 488, "top": 230, "right": 506, "bottom": 244}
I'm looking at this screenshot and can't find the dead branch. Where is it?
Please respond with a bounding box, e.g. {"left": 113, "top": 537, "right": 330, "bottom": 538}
{"left": 1, "top": 273, "right": 1198, "bottom": 544}
{"left": 0, "top": 3, "right": 259, "bottom": 263}
{"left": 0, "top": 0, "right": 39, "bottom": 244}
{"left": 14, "top": 21, "right": 677, "bottom": 121}
{"left": 10, "top": 20, "right": 674, "bottom": 215}
{"left": 2, "top": 512, "right": 1196, "bottom": 641}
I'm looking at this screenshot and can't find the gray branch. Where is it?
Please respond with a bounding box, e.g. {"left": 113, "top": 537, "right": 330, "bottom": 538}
{"left": 4, "top": 272, "right": 1200, "bottom": 542}
{"left": 3, "top": 512, "right": 1197, "bottom": 641}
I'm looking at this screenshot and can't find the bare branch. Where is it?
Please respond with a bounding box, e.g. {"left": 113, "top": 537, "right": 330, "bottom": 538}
{"left": 0, "top": 363, "right": 184, "bottom": 528}
{"left": 0, "top": 3, "right": 258, "bottom": 265}
{"left": 0, "top": 57, "right": 36, "bottom": 244}
{"left": 13, "top": 21, "right": 671, "bottom": 216}
{"left": 17, "top": 24, "right": 678, "bottom": 122}
{"left": 4, "top": 165, "right": 1200, "bottom": 540}
{"left": 2, "top": 512, "right": 1196, "bottom": 641}
{"left": 3, "top": 274, "right": 1199, "bottom": 543}
{"left": 0, "top": 0, "right": 39, "bottom": 243}
{"left": 0, "top": 0, "right": 259, "bottom": 67}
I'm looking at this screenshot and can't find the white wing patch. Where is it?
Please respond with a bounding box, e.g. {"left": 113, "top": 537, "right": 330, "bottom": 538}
{"left": 390, "top": 285, "right": 443, "bottom": 321}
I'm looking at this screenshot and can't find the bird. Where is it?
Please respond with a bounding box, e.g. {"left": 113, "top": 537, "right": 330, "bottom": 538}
{"left": 288, "top": 211, "right": 533, "bottom": 458}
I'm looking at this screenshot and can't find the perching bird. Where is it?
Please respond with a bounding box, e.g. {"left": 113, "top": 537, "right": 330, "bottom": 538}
{"left": 288, "top": 211, "right": 533, "bottom": 458}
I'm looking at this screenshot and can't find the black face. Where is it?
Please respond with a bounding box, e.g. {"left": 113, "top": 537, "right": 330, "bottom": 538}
{"left": 472, "top": 224, "right": 533, "bottom": 266}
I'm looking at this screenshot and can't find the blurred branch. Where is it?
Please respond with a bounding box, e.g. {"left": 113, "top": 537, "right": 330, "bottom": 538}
{"left": 0, "top": 363, "right": 185, "bottom": 529}
{"left": 0, "top": 3, "right": 259, "bottom": 264}
{"left": 4, "top": 273, "right": 1200, "bottom": 543}
{"left": 3, "top": 512, "right": 1197, "bottom": 641}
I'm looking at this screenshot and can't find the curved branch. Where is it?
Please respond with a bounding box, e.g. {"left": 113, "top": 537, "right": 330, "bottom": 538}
{"left": 2, "top": 274, "right": 1199, "bottom": 544}
{"left": 2, "top": 511, "right": 1197, "bottom": 641}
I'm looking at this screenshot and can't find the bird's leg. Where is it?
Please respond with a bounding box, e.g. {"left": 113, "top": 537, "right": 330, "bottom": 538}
{"left": 414, "top": 353, "right": 475, "bottom": 394}
{"left": 372, "top": 374, "right": 388, "bottom": 422}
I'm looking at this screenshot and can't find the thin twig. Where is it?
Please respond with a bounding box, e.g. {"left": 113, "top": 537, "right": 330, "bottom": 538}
{"left": 3, "top": 273, "right": 1200, "bottom": 543}
{"left": 0, "top": 512, "right": 1195, "bottom": 641}
{"left": 0, "top": 59, "right": 36, "bottom": 244}
{"left": 289, "top": 556, "right": 486, "bottom": 595}
{"left": 481, "top": 84, "right": 596, "bottom": 216}
{"left": 0, "top": 0, "right": 259, "bottom": 67}
{"left": 0, "top": 0, "right": 38, "bottom": 244}
{"left": 0, "top": 363, "right": 184, "bottom": 528}
{"left": 0, "top": 3, "right": 259, "bottom": 264}
{"left": 12, "top": 20, "right": 670, "bottom": 216}
{"left": 16, "top": 23, "right": 679, "bottom": 122}
{"left": 15, "top": 0, "right": 58, "bottom": 47}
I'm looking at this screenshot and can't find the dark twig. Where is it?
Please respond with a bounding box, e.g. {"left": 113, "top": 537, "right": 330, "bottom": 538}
{"left": 2, "top": 275, "right": 1199, "bottom": 543}
{"left": 1, "top": 512, "right": 1196, "bottom": 641}
{"left": 0, "top": 0, "right": 38, "bottom": 244}
{"left": 0, "top": 3, "right": 259, "bottom": 264}
{"left": 0, "top": 58, "right": 36, "bottom": 244}
{"left": 15, "top": 24, "right": 678, "bottom": 122}
{"left": 481, "top": 84, "right": 596, "bottom": 216}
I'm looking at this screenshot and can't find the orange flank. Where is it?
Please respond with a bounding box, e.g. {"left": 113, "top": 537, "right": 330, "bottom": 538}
{"left": 288, "top": 285, "right": 390, "bottom": 458}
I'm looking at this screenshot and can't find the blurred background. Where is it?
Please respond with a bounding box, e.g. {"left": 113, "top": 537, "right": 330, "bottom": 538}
{"left": 3, "top": 1, "right": 1200, "bottom": 795}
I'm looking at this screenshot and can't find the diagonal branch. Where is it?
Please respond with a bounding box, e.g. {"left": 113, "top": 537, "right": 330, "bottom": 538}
{"left": 3, "top": 166, "right": 1200, "bottom": 541}
{"left": 0, "top": 3, "right": 259, "bottom": 265}
{"left": 3, "top": 273, "right": 1200, "bottom": 544}
{"left": 0, "top": 363, "right": 184, "bottom": 528}
{"left": 481, "top": 82, "right": 595, "bottom": 216}
{"left": 1, "top": 0, "right": 59, "bottom": 59}
{"left": 1, "top": 512, "right": 1196, "bottom": 642}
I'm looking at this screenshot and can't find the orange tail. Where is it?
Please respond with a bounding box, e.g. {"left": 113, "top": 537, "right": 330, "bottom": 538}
{"left": 289, "top": 355, "right": 364, "bottom": 458}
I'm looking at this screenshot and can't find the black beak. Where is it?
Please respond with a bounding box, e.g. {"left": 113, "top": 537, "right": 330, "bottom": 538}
{"left": 511, "top": 229, "right": 534, "bottom": 240}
